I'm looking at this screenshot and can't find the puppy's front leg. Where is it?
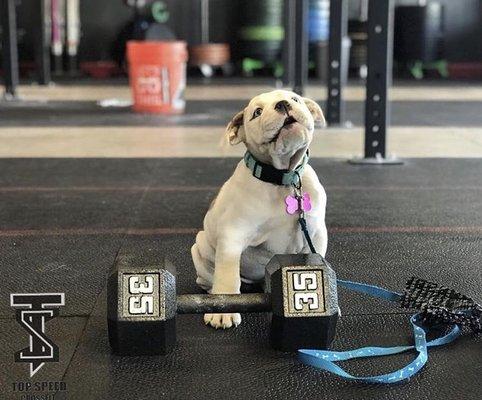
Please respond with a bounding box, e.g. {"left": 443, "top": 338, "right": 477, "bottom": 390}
{"left": 312, "top": 223, "right": 328, "bottom": 257}
{"left": 204, "top": 239, "right": 243, "bottom": 329}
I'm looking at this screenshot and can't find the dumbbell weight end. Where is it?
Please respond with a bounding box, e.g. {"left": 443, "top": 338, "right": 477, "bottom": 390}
{"left": 107, "top": 253, "right": 177, "bottom": 356}
{"left": 108, "top": 317, "right": 176, "bottom": 356}
{"left": 266, "top": 254, "right": 339, "bottom": 351}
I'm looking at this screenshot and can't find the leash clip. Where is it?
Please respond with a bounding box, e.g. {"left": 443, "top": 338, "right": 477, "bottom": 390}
{"left": 292, "top": 180, "right": 304, "bottom": 218}
{"left": 293, "top": 171, "right": 302, "bottom": 190}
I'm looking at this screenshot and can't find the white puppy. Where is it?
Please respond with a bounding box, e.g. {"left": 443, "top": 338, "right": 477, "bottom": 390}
{"left": 191, "top": 89, "right": 327, "bottom": 329}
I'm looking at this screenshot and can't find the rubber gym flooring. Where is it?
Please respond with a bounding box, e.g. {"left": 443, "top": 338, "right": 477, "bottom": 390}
{"left": 0, "top": 82, "right": 481, "bottom": 399}
{"left": 0, "top": 79, "right": 482, "bottom": 400}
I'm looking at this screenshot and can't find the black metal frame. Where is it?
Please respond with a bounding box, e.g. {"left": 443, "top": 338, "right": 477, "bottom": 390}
{"left": 35, "top": 0, "right": 51, "bottom": 85}
{"left": 326, "top": 0, "right": 348, "bottom": 125}
{"left": 200, "top": 0, "right": 209, "bottom": 44}
{"left": 364, "top": 0, "right": 392, "bottom": 158}
{"left": 1, "top": 0, "right": 19, "bottom": 99}
{"left": 350, "top": 0, "right": 402, "bottom": 164}
{"left": 283, "top": 0, "right": 308, "bottom": 95}
{"left": 282, "top": 0, "right": 296, "bottom": 87}
{"left": 292, "top": 0, "right": 309, "bottom": 95}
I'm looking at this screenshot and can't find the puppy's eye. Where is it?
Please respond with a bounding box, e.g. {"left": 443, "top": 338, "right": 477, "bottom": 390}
{"left": 251, "top": 108, "right": 263, "bottom": 119}
{"left": 292, "top": 97, "right": 300, "bottom": 103}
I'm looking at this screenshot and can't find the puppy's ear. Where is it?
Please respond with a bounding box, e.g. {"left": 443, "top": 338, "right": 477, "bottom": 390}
{"left": 303, "top": 98, "right": 326, "bottom": 126}
{"left": 225, "top": 110, "right": 245, "bottom": 145}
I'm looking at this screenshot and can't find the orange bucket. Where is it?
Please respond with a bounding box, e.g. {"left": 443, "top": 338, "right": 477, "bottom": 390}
{"left": 127, "top": 41, "right": 188, "bottom": 114}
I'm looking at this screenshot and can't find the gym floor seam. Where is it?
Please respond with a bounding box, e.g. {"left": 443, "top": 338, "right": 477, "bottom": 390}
{"left": 0, "top": 226, "right": 481, "bottom": 236}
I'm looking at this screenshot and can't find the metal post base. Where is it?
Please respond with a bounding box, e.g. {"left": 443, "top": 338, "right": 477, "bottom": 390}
{"left": 348, "top": 154, "right": 403, "bottom": 165}
{"left": 327, "top": 120, "right": 353, "bottom": 129}
{"left": 2, "top": 91, "right": 19, "bottom": 101}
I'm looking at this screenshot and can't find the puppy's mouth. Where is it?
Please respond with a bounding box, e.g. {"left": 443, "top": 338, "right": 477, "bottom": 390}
{"left": 268, "top": 116, "right": 297, "bottom": 144}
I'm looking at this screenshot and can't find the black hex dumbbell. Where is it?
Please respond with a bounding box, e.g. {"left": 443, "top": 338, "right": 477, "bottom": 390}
{"left": 107, "top": 252, "right": 339, "bottom": 355}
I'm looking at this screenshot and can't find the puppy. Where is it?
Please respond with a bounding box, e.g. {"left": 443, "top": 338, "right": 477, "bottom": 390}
{"left": 191, "top": 90, "right": 327, "bottom": 329}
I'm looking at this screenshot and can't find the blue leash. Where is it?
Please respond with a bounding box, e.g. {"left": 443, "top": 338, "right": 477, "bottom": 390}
{"left": 299, "top": 279, "right": 461, "bottom": 383}
{"left": 297, "top": 215, "right": 462, "bottom": 383}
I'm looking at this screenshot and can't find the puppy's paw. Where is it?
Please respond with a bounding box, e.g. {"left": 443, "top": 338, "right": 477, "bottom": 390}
{"left": 204, "top": 313, "right": 241, "bottom": 329}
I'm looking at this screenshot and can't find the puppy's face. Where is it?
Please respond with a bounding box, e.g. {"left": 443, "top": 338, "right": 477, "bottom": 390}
{"left": 226, "top": 90, "right": 325, "bottom": 170}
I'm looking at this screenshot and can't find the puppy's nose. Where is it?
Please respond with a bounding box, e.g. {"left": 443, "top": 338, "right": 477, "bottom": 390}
{"left": 274, "top": 100, "right": 291, "bottom": 113}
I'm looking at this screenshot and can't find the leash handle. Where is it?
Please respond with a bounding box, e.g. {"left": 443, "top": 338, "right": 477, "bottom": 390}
{"left": 299, "top": 314, "right": 460, "bottom": 383}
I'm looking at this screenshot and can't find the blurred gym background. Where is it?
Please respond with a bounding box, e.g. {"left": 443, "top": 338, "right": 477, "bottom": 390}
{"left": 1, "top": 0, "right": 482, "bottom": 158}
{"left": 3, "top": 0, "right": 482, "bottom": 81}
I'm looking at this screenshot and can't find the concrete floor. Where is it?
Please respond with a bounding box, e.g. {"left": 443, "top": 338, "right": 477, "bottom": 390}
{"left": 1, "top": 81, "right": 482, "bottom": 158}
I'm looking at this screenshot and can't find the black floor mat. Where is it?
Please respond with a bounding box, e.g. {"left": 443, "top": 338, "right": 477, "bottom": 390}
{"left": 0, "top": 158, "right": 480, "bottom": 399}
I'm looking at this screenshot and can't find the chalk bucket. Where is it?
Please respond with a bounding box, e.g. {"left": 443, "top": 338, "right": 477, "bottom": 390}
{"left": 127, "top": 41, "right": 188, "bottom": 114}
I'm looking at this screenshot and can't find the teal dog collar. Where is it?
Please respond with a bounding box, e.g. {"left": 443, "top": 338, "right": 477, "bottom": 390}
{"left": 243, "top": 150, "right": 309, "bottom": 186}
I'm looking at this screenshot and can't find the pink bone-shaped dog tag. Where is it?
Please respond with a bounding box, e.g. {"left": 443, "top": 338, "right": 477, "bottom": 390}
{"left": 285, "top": 192, "right": 312, "bottom": 215}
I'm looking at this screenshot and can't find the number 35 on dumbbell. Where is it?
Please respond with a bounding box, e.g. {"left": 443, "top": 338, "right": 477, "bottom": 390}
{"left": 108, "top": 253, "right": 339, "bottom": 355}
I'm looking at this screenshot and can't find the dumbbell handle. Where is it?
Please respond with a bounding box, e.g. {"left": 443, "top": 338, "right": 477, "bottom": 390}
{"left": 177, "top": 293, "right": 271, "bottom": 314}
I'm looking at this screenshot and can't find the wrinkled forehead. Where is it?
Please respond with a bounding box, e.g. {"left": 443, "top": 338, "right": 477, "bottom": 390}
{"left": 247, "top": 90, "right": 299, "bottom": 108}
